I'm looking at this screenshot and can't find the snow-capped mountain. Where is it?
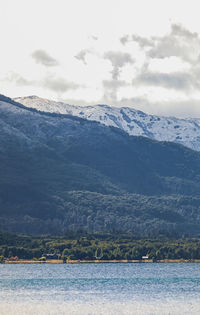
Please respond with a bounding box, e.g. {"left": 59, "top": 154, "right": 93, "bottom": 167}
{"left": 15, "top": 96, "right": 200, "bottom": 151}
{"left": 2, "top": 93, "right": 200, "bottom": 235}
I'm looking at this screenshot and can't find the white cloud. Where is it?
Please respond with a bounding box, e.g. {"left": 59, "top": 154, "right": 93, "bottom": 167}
{"left": 148, "top": 57, "right": 190, "bottom": 73}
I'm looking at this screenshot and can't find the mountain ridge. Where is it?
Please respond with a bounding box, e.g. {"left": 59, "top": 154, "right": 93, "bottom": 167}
{"left": 1, "top": 94, "right": 200, "bottom": 235}
{"left": 15, "top": 95, "right": 200, "bottom": 151}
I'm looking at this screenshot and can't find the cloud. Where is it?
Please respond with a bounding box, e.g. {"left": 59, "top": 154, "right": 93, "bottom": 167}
{"left": 116, "top": 96, "right": 152, "bottom": 110}
{"left": 148, "top": 24, "right": 200, "bottom": 64}
{"left": 91, "top": 35, "right": 98, "bottom": 41}
{"left": 102, "top": 79, "right": 127, "bottom": 103}
{"left": 43, "top": 76, "right": 80, "bottom": 93}
{"left": 1, "top": 72, "right": 81, "bottom": 96}
{"left": 2, "top": 72, "right": 34, "bottom": 86}
{"left": 171, "top": 24, "right": 199, "bottom": 39}
{"left": 133, "top": 71, "right": 194, "bottom": 91}
{"left": 118, "top": 24, "right": 200, "bottom": 96}
{"left": 120, "top": 34, "right": 154, "bottom": 48}
{"left": 120, "top": 35, "right": 129, "bottom": 45}
{"left": 110, "top": 97, "right": 200, "bottom": 118}
{"left": 158, "top": 99, "right": 200, "bottom": 118}
{"left": 32, "top": 50, "right": 59, "bottom": 67}
{"left": 75, "top": 49, "right": 90, "bottom": 65}
{"left": 104, "top": 51, "right": 134, "bottom": 79}
{"left": 120, "top": 24, "right": 200, "bottom": 65}
{"left": 131, "top": 35, "right": 154, "bottom": 48}
{"left": 2, "top": 72, "right": 80, "bottom": 93}
{"left": 143, "top": 99, "right": 200, "bottom": 118}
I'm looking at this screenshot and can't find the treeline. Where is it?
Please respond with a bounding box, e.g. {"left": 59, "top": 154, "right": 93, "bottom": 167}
{"left": 0, "top": 230, "right": 200, "bottom": 261}
{"left": 1, "top": 191, "right": 200, "bottom": 236}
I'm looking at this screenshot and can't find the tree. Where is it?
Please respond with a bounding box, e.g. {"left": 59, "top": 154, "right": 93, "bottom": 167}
{"left": 0, "top": 256, "right": 5, "bottom": 263}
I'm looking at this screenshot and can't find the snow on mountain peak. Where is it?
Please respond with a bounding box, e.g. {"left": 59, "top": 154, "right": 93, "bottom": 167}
{"left": 14, "top": 96, "right": 200, "bottom": 151}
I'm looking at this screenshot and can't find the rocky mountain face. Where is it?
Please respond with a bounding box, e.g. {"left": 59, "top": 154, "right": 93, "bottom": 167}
{"left": 1, "top": 94, "right": 200, "bottom": 235}
{"left": 15, "top": 95, "right": 200, "bottom": 151}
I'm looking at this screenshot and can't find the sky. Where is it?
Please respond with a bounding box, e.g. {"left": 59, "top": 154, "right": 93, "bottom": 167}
{"left": 1, "top": 0, "right": 200, "bottom": 117}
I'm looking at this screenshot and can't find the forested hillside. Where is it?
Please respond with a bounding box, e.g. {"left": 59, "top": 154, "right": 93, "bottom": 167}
{"left": 1, "top": 94, "right": 200, "bottom": 235}
{"left": 1, "top": 230, "right": 200, "bottom": 261}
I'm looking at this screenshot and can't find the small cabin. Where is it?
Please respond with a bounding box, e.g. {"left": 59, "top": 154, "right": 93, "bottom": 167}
{"left": 9, "top": 256, "right": 19, "bottom": 261}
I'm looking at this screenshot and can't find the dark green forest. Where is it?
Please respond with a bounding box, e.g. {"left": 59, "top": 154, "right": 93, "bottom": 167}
{"left": 2, "top": 191, "right": 200, "bottom": 236}
{"left": 1, "top": 230, "right": 200, "bottom": 262}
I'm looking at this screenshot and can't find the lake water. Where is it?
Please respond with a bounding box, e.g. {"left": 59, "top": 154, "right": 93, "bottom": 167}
{"left": 0, "top": 263, "right": 200, "bottom": 315}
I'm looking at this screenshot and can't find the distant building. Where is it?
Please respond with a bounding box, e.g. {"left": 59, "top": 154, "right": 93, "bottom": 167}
{"left": 9, "top": 256, "right": 18, "bottom": 261}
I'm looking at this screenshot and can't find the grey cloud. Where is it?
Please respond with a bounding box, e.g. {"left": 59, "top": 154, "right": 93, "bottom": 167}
{"left": 148, "top": 24, "right": 200, "bottom": 64}
{"left": 102, "top": 79, "right": 127, "bottom": 103}
{"left": 148, "top": 37, "right": 182, "bottom": 59}
{"left": 91, "top": 35, "right": 98, "bottom": 41}
{"left": 111, "top": 97, "right": 200, "bottom": 118}
{"left": 75, "top": 49, "right": 90, "bottom": 65}
{"left": 120, "top": 35, "right": 130, "bottom": 45}
{"left": 171, "top": 24, "right": 199, "bottom": 39}
{"left": 32, "top": 50, "right": 59, "bottom": 67}
{"left": 2, "top": 71, "right": 81, "bottom": 96}
{"left": 158, "top": 99, "right": 200, "bottom": 118}
{"left": 3, "top": 72, "right": 34, "bottom": 86}
{"left": 104, "top": 51, "right": 134, "bottom": 79}
{"left": 103, "top": 80, "right": 127, "bottom": 89}
{"left": 120, "top": 24, "right": 200, "bottom": 64}
{"left": 120, "top": 34, "right": 154, "bottom": 48}
{"left": 144, "top": 99, "right": 200, "bottom": 118}
{"left": 133, "top": 71, "right": 194, "bottom": 90}
{"left": 131, "top": 35, "right": 154, "bottom": 48}
{"left": 104, "top": 51, "right": 134, "bottom": 67}
{"left": 116, "top": 97, "right": 154, "bottom": 113}
{"left": 43, "top": 76, "right": 80, "bottom": 93}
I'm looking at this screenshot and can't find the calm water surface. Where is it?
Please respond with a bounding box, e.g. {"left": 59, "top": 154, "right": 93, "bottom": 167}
{"left": 0, "top": 263, "right": 200, "bottom": 314}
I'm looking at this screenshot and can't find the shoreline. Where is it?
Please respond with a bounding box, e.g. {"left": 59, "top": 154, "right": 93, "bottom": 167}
{"left": 4, "top": 259, "right": 200, "bottom": 264}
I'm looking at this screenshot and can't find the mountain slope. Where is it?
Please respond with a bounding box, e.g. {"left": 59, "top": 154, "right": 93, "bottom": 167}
{"left": 15, "top": 95, "right": 200, "bottom": 151}
{"left": 1, "top": 94, "right": 200, "bottom": 235}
